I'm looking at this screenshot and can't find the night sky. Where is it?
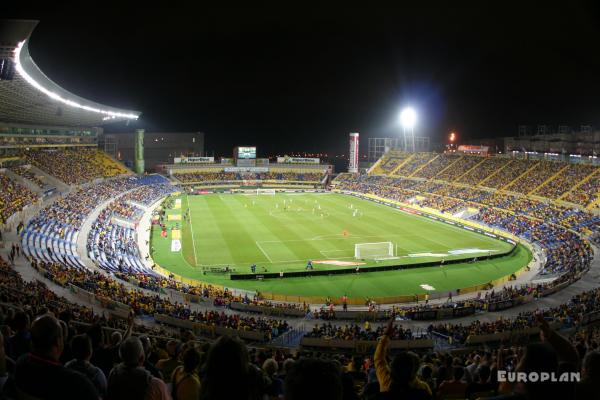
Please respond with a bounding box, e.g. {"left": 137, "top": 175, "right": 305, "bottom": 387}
{"left": 5, "top": 2, "right": 600, "bottom": 157}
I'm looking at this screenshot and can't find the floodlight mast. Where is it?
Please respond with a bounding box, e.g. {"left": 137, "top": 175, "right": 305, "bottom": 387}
{"left": 400, "top": 107, "right": 417, "bottom": 153}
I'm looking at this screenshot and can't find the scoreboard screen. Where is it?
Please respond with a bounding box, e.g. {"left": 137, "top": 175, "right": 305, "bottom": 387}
{"left": 237, "top": 147, "right": 256, "bottom": 159}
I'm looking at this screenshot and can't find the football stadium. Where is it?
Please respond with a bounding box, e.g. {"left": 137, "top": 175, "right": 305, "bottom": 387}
{"left": 0, "top": 10, "right": 599, "bottom": 400}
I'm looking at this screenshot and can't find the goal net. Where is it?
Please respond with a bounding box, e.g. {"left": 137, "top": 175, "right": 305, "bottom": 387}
{"left": 354, "top": 242, "right": 395, "bottom": 260}
{"left": 256, "top": 188, "right": 276, "bottom": 195}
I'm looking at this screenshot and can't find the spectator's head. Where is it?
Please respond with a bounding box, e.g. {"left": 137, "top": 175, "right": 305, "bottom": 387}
{"left": 420, "top": 365, "right": 433, "bottom": 380}
{"left": 119, "top": 337, "right": 145, "bottom": 367}
{"left": 582, "top": 350, "right": 600, "bottom": 381}
{"left": 110, "top": 331, "right": 122, "bottom": 346}
{"left": 139, "top": 335, "right": 151, "bottom": 355}
{"left": 31, "top": 314, "right": 63, "bottom": 360}
{"left": 516, "top": 342, "right": 559, "bottom": 399}
{"left": 71, "top": 334, "right": 93, "bottom": 362}
{"left": 390, "top": 351, "right": 419, "bottom": 388}
{"left": 201, "top": 336, "right": 255, "bottom": 399}
{"left": 13, "top": 311, "right": 29, "bottom": 332}
{"left": 453, "top": 366, "right": 465, "bottom": 381}
{"left": 263, "top": 358, "right": 278, "bottom": 376}
{"left": 284, "top": 358, "right": 342, "bottom": 400}
{"left": 166, "top": 339, "right": 180, "bottom": 358}
{"left": 517, "top": 342, "right": 558, "bottom": 375}
{"left": 478, "top": 365, "right": 491, "bottom": 383}
{"left": 282, "top": 358, "right": 295, "bottom": 376}
{"left": 352, "top": 356, "right": 363, "bottom": 370}
{"left": 182, "top": 347, "right": 201, "bottom": 374}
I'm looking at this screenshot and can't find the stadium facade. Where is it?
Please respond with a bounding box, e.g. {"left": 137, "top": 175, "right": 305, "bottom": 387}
{"left": 102, "top": 131, "right": 205, "bottom": 172}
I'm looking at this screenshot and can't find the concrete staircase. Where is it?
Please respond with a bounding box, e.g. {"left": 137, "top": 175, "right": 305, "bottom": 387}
{"left": 3, "top": 169, "right": 43, "bottom": 195}
{"left": 27, "top": 165, "right": 71, "bottom": 193}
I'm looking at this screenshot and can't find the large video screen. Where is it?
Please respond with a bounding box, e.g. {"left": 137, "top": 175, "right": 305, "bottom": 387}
{"left": 237, "top": 146, "right": 256, "bottom": 159}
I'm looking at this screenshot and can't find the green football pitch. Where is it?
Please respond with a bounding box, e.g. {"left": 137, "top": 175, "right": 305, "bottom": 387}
{"left": 150, "top": 193, "right": 531, "bottom": 301}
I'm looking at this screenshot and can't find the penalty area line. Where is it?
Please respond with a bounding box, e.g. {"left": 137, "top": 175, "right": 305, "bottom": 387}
{"left": 255, "top": 241, "right": 273, "bottom": 263}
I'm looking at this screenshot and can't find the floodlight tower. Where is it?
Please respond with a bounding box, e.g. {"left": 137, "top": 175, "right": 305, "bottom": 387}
{"left": 400, "top": 107, "right": 417, "bottom": 153}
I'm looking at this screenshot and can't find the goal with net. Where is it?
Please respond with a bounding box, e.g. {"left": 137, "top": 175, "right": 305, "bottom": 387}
{"left": 256, "top": 188, "right": 276, "bottom": 195}
{"left": 354, "top": 242, "right": 395, "bottom": 260}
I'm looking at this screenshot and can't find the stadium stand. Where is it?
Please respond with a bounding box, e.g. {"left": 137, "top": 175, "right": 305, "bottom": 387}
{"left": 505, "top": 160, "right": 565, "bottom": 194}
{"left": 173, "top": 170, "right": 325, "bottom": 183}
{"left": 394, "top": 152, "right": 437, "bottom": 176}
{"left": 0, "top": 146, "right": 599, "bottom": 399}
{"left": 535, "top": 163, "right": 597, "bottom": 199}
{"left": 482, "top": 159, "right": 534, "bottom": 189}
{"left": 0, "top": 173, "right": 39, "bottom": 226}
{"left": 9, "top": 165, "right": 49, "bottom": 190}
{"left": 456, "top": 157, "right": 513, "bottom": 186}
{"left": 411, "top": 154, "right": 462, "bottom": 179}
{"left": 369, "top": 150, "right": 412, "bottom": 175}
{"left": 24, "top": 149, "right": 131, "bottom": 185}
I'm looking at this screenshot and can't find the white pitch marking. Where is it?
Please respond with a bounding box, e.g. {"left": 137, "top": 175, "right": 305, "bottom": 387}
{"left": 255, "top": 241, "right": 274, "bottom": 263}
{"left": 186, "top": 195, "right": 199, "bottom": 266}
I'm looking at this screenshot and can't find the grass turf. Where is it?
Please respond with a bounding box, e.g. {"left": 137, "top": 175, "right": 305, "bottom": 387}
{"left": 150, "top": 193, "right": 531, "bottom": 299}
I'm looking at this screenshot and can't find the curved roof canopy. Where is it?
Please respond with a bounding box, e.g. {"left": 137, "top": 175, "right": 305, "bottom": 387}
{"left": 0, "top": 20, "right": 141, "bottom": 127}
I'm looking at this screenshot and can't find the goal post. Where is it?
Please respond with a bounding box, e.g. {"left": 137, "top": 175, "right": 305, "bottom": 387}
{"left": 256, "top": 188, "right": 276, "bottom": 195}
{"left": 354, "top": 242, "right": 395, "bottom": 260}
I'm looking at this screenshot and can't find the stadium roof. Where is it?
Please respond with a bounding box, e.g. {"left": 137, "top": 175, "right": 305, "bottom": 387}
{"left": 0, "top": 20, "right": 141, "bottom": 127}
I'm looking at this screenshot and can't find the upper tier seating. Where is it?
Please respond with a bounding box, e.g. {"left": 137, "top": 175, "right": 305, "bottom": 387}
{"left": 369, "top": 151, "right": 600, "bottom": 209}
{"left": 25, "top": 148, "right": 131, "bottom": 185}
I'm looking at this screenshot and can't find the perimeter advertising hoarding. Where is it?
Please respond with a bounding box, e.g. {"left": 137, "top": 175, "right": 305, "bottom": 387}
{"left": 276, "top": 156, "right": 320, "bottom": 164}
{"left": 458, "top": 145, "right": 489, "bottom": 154}
{"left": 173, "top": 156, "right": 214, "bottom": 164}
{"left": 224, "top": 167, "right": 269, "bottom": 173}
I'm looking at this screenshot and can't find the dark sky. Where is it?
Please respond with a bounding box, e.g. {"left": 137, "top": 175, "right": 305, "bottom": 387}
{"left": 5, "top": 2, "right": 600, "bottom": 156}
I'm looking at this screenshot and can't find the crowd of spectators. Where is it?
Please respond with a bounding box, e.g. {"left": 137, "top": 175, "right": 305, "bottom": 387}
{"left": 30, "top": 257, "right": 290, "bottom": 339}
{"left": 536, "top": 163, "right": 597, "bottom": 199}
{"left": 456, "top": 157, "right": 511, "bottom": 186}
{"left": 564, "top": 171, "right": 600, "bottom": 208}
{"left": 174, "top": 170, "right": 324, "bottom": 183}
{"left": 437, "top": 155, "right": 482, "bottom": 182}
{"left": 373, "top": 151, "right": 599, "bottom": 209}
{"left": 372, "top": 151, "right": 411, "bottom": 174}
{"left": 25, "top": 149, "right": 130, "bottom": 185}
{"left": 483, "top": 159, "right": 533, "bottom": 189}
{"left": 10, "top": 165, "right": 48, "bottom": 189}
{"left": 174, "top": 171, "right": 237, "bottom": 182}
{"left": 0, "top": 173, "right": 38, "bottom": 226}
{"left": 506, "top": 160, "right": 565, "bottom": 194}
{"left": 306, "top": 322, "right": 416, "bottom": 341}
{"left": 336, "top": 175, "right": 594, "bottom": 278}
{"left": 394, "top": 152, "right": 437, "bottom": 176}
{"left": 412, "top": 154, "right": 462, "bottom": 179}
{"left": 2, "top": 274, "right": 599, "bottom": 400}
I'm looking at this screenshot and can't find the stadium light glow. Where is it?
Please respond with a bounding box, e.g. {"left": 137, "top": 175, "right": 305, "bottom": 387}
{"left": 399, "top": 107, "right": 417, "bottom": 129}
{"left": 13, "top": 41, "right": 139, "bottom": 120}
